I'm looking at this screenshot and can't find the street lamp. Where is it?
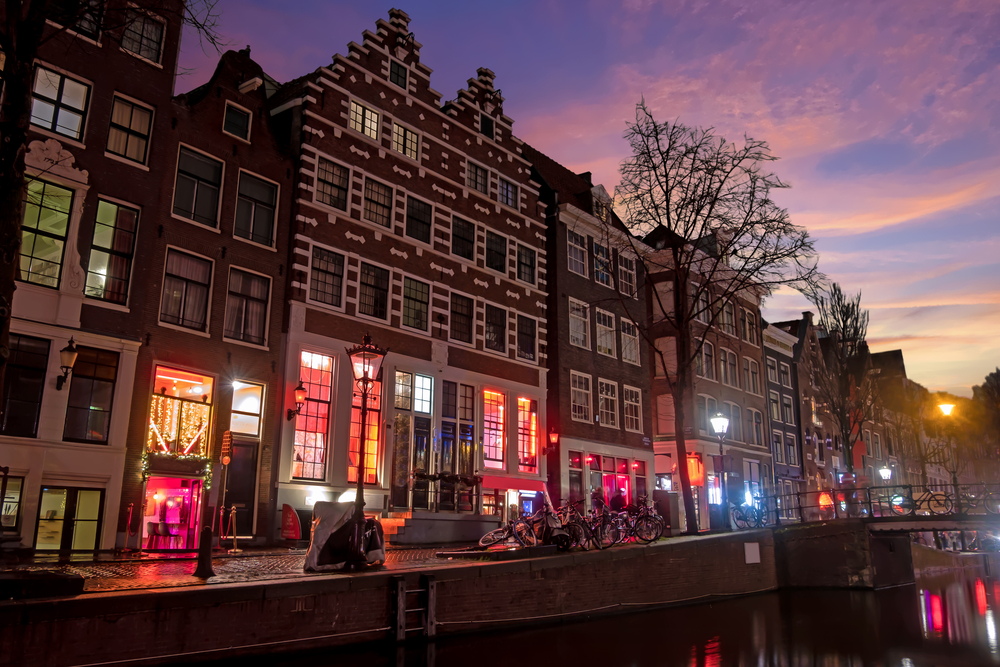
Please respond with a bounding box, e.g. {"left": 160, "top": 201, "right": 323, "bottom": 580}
{"left": 345, "top": 333, "right": 388, "bottom": 568}
{"left": 878, "top": 465, "right": 891, "bottom": 483}
{"left": 710, "top": 412, "right": 730, "bottom": 530}
{"left": 937, "top": 402, "right": 963, "bottom": 520}
{"left": 55, "top": 338, "right": 79, "bottom": 390}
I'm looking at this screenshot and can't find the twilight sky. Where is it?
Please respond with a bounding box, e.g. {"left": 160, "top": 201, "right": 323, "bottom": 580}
{"left": 178, "top": 1, "right": 1000, "bottom": 397}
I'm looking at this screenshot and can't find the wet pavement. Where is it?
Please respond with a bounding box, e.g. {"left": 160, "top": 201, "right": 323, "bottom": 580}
{"left": 5, "top": 547, "right": 454, "bottom": 593}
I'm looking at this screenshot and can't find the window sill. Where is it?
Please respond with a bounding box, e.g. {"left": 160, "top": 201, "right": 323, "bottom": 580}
{"left": 84, "top": 298, "right": 129, "bottom": 313}
{"left": 599, "top": 422, "right": 620, "bottom": 430}
{"left": 570, "top": 416, "right": 592, "bottom": 424}
{"left": 303, "top": 298, "right": 347, "bottom": 317}
{"left": 222, "top": 130, "right": 252, "bottom": 145}
{"left": 158, "top": 321, "right": 211, "bottom": 339}
{"left": 233, "top": 234, "right": 277, "bottom": 252}
{"left": 29, "top": 126, "right": 86, "bottom": 150}
{"left": 120, "top": 47, "right": 164, "bottom": 69}
{"left": 222, "top": 336, "right": 269, "bottom": 351}
{"left": 45, "top": 21, "right": 103, "bottom": 47}
{"left": 569, "top": 342, "right": 592, "bottom": 352}
{"left": 170, "top": 213, "right": 222, "bottom": 233}
{"left": 104, "top": 152, "right": 149, "bottom": 171}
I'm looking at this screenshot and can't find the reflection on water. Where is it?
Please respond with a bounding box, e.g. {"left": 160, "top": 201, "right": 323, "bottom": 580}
{"left": 191, "top": 559, "right": 1000, "bottom": 667}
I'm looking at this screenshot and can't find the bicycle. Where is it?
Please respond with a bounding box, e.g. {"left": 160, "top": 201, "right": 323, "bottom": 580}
{"left": 732, "top": 496, "right": 767, "bottom": 529}
{"left": 889, "top": 488, "right": 953, "bottom": 516}
{"left": 957, "top": 485, "right": 1000, "bottom": 515}
{"left": 478, "top": 515, "right": 536, "bottom": 548}
{"left": 557, "top": 499, "right": 595, "bottom": 550}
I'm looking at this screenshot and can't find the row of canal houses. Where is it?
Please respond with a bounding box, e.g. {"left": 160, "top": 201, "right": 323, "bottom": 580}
{"left": 2, "top": 7, "right": 914, "bottom": 551}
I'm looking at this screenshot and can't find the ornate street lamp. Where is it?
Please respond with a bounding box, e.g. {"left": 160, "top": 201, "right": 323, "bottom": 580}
{"left": 878, "top": 465, "right": 891, "bottom": 482}
{"left": 56, "top": 338, "right": 79, "bottom": 390}
{"left": 345, "top": 333, "right": 388, "bottom": 568}
{"left": 286, "top": 380, "right": 308, "bottom": 421}
{"left": 710, "top": 413, "right": 730, "bottom": 530}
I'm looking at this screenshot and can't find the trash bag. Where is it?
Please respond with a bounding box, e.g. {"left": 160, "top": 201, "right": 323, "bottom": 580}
{"left": 303, "top": 501, "right": 387, "bottom": 572}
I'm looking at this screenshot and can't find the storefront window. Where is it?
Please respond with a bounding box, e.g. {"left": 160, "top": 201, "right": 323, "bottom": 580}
{"left": 2, "top": 477, "right": 23, "bottom": 530}
{"left": 348, "top": 379, "right": 381, "bottom": 484}
{"left": 517, "top": 397, "right": 538, "bottom": 473}
{"left": 293, "top": 351, "right": 333, "bottom": 480}
{"left": 147, "top": 366, "right": 214, "bottom": 455}
{"left": 483, "top": 390, "right": 505, "bottom": 470}
{"left": 142, "top": 477, "right": 202, "bottom": 550}
{"left": 230, "top": 380, "right": 264, "bottom": 436}
{"left": 568, "top": 451, "right": 583, "bottom": 504}
{"left": 634, "top": 461, "right": 647, "bottom": 500}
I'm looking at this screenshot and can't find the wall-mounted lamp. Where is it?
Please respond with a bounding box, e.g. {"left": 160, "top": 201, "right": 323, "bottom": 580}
{"left": 286, "top": 380, "right": 307, "bottom": 421}
{"left": 546, "top": 428, "right": 559, "bottom": 454}
{"left": 55, "top": 338, "right": 78, "bottom": 390}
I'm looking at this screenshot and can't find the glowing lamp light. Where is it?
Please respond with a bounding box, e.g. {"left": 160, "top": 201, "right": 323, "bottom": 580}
{"left": 337, "top": 489, "right": 356, "bottom": 503}
{"left": 286, "top": 380, "right": 308, "bottom": 421}
{"left": 879, "top": 466, "right": 892, "bottom": 481}
{"left": 347, "top": 333, "right": 387, "bottom": 386}
{"left": 938, "top": 403, "right": 955, "bottom": 417}
{"left": 56, "top": 337, "right": 79, "bottom": 390}
{"left": 153, "top": 493, "right": 164, "bottom": 502}
{"left": 548, "top": 428, "right": 559, "bottom": 449}
{"left": 709, "top": 413, "right": 730, "bottom": 437}
{"left": 818, "top": 492, "right": 833, "bottom": 509}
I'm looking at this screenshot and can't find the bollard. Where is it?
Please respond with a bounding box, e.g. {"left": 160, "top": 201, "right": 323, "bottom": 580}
{"left": 193, "top": 525, "right": 215, "bottom": 579}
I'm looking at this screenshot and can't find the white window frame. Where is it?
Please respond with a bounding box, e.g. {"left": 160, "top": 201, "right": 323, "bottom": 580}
{"left": 515, "top": 313, "right": 538, "bottom": 364}
{"left": 779, "top": 362, "right": 792, "bottom": 388}
{"left": 465, "top": 160, "right": 489, "bottom": 196}
{"left": 306, "top": 241, "right": 347, "bottom": 312}
{"left": 719, "top": 348, "right": 738, "bottom": 387}
{"left": 598, "top": 379, "right": 618, "bottom": 429}
{"left": 106, "top": 93, "right": 154, "bottom": 167}
{"left": 349, "top": 100, "right": 380, "bottom": 141}
{"left": 356, "top": 259, "right": 393, "bottom": 324}
{"left": 401, "top": 274, "right": 432, "bottom": 334}
{"left": 120, "top": 8, "right": 167, "bottom": 67}
{"left": 312, "top": 153, "right": 351, "bottom": 213}
{"left": 570, "top": 371, "right": 592, "bottom": 423}
{"left": 234, "top": 168, "right": 280, "bottom": 249}
{"left": 483, "top": 302, "right": 508, "bottom": 355}
{"left": 766, "top": 357, "right": 778, "bottom": 383}
{"left": 222, "top": 265, "right": 272, "bottom": 349}
{"left": 157, "top": 245, "right": 214, "bottom": 338}
{"left": 498, "top": 177, "right": 519, "bottom": 209}
{"left": 568, "top": 298, "right": 590, "bottom": 349}
{"left": 30, "top": 63, "right": 92, "bottom": 144}
{"left": 391, "top": 121, "right": 420, "bottom": 162}
{"left": 567, "top": 229, "right": 587, "bottom": 277}
{"left": 624, "top": 385, "right": 642, "bottom": 433}
{"left": 722, "top": 302, "right": 736, "bottom": 336}
{"left": 388, "top": 58, "right": 408, "bottom": 89}
{"left": 222, "top": 101, "right": 253, "bottom": 143}
{"left": 769, "top": 391, "right": 781, "bottom": 422}
{"left": 772, "top": 430, "right": 784, "bottom": 463}
{"left": 593, "top": 242, "right": 613, "bottom": 288}
{"left": 171, "top": 143, "right": 224, "bottom": 230}
{"left": 596, "top": 309, "right": 616, "bottom": 358}
{"left": 618, "top": 255, "right": 636, "bottom": 298}
{"left": 621, "top": 319, "right": 640, "bottom": 365}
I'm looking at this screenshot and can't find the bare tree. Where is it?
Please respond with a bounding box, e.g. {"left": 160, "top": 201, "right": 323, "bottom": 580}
{"left": 0, "top": 0, "right": 222, "bottom": 414}
{"left": 612, "top": 102, "right": 821, "bottom": 533}
{"left": 810, "top": 283, "right": 879, "bottom": 476}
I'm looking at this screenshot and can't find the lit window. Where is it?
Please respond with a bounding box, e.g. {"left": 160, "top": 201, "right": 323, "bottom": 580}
{"left": 599, "top": 380, "right": 618, "bottom": 428}
{"left": 358, "top": 263, "right": 390, "bottom": 320}
{"left": 389, "top": 60, "right": 408, "bottom": 88}
{"left": 483, "top": 390, "right": 506, "bottom": 469}
{"left": 223, "top": 104, "right": 251, "bottom": 141}
{"left": 449, "top": 293, "right": 473, "bottom": 343}
{"left": 392, "top": 123, "right": 419, "bottom": 160}
{"left": 414, "top": 374, "right": 432, "bottom": 414}
{"left": 451, "top": 217, "right": 475, "bottom": 260}
{"left": 567, "top": 230, "right": 587, "bottom": 277}
{"left": 292, "top": 352, "right": 332, "bottom": 480}
{"left": 224, "top": 268, "right": 270, "bottom": 345}
{"left": 1, "top": 335, "right": 50, "bottom": 438}
{"left": 20, "top": 180, "right": 72, "bottom": 289}
{"left": 402, "top": 277, "right": 430, "bottom": 331}
{"left": 160, "top": 249, "right": 212, "bottom": 332}
{"left": 517, "top": 315, "right": 536, "bottom": 362}
{"left": 405, "top": 196, "right": 432, "bottom": 243}
{"left": 363, "top": 179, "right": 392, "bottom": 228}
{"left": 63, "top": 346, "right": 119, "bottom": 444}
{"left": 235, "top": 172, "right": 277, "bottom": 246}
{"left": 309, "top": 246, "right": 344, "bottom": 307}
{"left": 621, "top": 320, "right": 639, "bottom": 365}
{"left": 569, "top": 299, "right": 590, "bottom": 348}
{"left": 485, "top": 304, "right": 506, "bottom": 352}
{"left": 517, "top": 245, "right": 535, "bottom": 284}
{"left": 173, "top": 147, "right": 222, "bottom": 227}
{"left": 316, "top": 158, "right": 348, "bottom": 210}
{"left": 618, "top": 255, "right": 636, "bottom": 297}
{"left": 1, "top": 476, "right": 23, "bottom": 530}
{"left": 349, "top": 378, "right": 381, "bottom": 484}
{"left": 499, "top": 179, "right": 518, "bottom": 208}
{"left": 107, "top": 97, "right": 152, "bottom": 163}
{"left": 147, "top": 366, "right": 214, "bottom": 456}
{"left": 594, "top": 243, "right": 612, "bottom": 287}
{"left": 596, "top": 309, "right": 615, "bottom": 357}
{"left": 485, "top": 231, "right": 506, "bottom": 273}
{"left": 349, "top": 101, "right": 379, "bottom": 140}
{"left": 467, "top": 162, "right": 488, "bottom": 194}
{"left": 230, "top": 381, "right": 264, "bottom": 437}
{"left": 121, "top": 10, "right": 165, "bottom": 64}
{"left": 779, "top": 363, "right": 792, "bottom": 388}
{"left": 571, "top": 372, "right": 591, "bottom": 422}
{"left": 30, "top": 66, "right": 90, "bottom": 140}
{"left": 394, "top": 372, "right": 412, "bottom": 410}
{"left": 624, "top": 386, "right": 642, "bottom": 433}
{"left": 517, "top": 398, "right": 538, "bottom": 473}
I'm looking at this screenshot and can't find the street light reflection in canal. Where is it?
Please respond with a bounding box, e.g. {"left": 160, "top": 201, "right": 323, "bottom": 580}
{"left": 188, "top": 565, "right": 1000, "bottom": 667}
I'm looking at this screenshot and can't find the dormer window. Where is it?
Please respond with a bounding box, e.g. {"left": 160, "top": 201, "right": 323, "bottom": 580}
{"left": 480, "top": 115, "right": 494, "bottom": 140}
{"left": 594, "top": 199, "right": 610, "bottom": 223}
{"left": 389, "top": 60, "right": 407, "bottom": 89}
{"left": 223, "top": 103, "right": 251, "bottom": 141}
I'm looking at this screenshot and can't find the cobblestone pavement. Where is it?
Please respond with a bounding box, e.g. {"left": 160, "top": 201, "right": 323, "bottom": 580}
{"left": 12, "top": 548, "right": 453, "bottom": 593}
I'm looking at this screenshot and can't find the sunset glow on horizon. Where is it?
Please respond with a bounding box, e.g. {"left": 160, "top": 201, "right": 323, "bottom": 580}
{"left": 179, "top": 1, "right": 1000, "bottom": 397}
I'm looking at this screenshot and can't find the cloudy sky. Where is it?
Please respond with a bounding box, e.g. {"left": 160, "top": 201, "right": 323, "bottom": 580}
{"left": 178, "top": 0, "right": 1000, "bottom": 397}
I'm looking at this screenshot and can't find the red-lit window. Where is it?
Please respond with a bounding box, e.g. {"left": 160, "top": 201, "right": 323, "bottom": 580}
{"left": 292, "top": 352, "right": 332, "bottom": 480}
{"left": 348, "top": 379, "right": 381, "bottom": 484}
{"left": 483, "top": 390, "right": 505, "bottom": 469}
{"left": 517, "top": 397, "right": 538, "bottom": 473}
{"left": 147, "top": 366, "right": 214, "bottom": 456}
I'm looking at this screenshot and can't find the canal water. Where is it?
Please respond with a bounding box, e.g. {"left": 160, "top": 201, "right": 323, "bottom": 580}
{"left": 196, "top": 562, "right": 999, "bottom": 667}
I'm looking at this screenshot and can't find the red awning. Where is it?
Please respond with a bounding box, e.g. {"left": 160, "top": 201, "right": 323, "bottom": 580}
{"left": 480, "top": 476, "right": 547, "bottom": 493}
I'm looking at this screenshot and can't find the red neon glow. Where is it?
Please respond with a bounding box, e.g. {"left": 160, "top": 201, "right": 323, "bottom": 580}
{"left": 994, "top": 581, "right": 1000, "bottom": 605}
{"left": 818, "top": 492, "right": 833, "bottom": 508}
{"left": 931, "top": 593, "right": 943, "bottom": 632}
{"left": 182, "top": 421, "right": 210, "bottom": 454}
{"left": 977, "top": 579, "right": 988, "bottom": 616}
{"left": 687, "top": 455, "right": 704, "bottom": 485}
{"left": 149, "top": 418, "right": 170, "bottom": 452}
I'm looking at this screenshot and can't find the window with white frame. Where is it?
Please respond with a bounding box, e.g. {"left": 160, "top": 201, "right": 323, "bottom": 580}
{"left": 596, "top": 310, "right": 615, "bottom": 357}
{"left": 721, "top": 303, "right": 736, "bottom": 336}
{"left": 20, "top": 179, "right": 72, "bottom": 289}
{"left": 121, "top": 10, "right": 165, "bottom": 64}
{"left": 363, "top": 179, "right": 392, "bottom": 227}
{"left": 292, "top": 351, "right": 333, "bottom": 480}
{"left": 785, "top": 433, "right": 798, "bottom": 466}
{"left": 741, "top": 309, "right": 757, "bottom": 344}
{"left": 697, "top": 341, "right": 715, "bottom": 381}
{"left": 696, "top": 395, "right": 717, "bottom": 434}
{"left": 405, "top": 196, "right": 432, "bottom": 244}
{"left": 349, "top": 101, "right": 379, "bottom": 140}
{"left": 779, "top": 362, "right": 792, "bottom": 388}
{"left": 315, "top": 158, "right": 348, "bottom": 211}
{"left": 160, "top": 249, "right": 212, "bottom": 331}
{"left": 719, "top": 349, "right": 738, "bottom": 387}
{"left": 728, "top": 404, "right": 743, "bottom": 441}
{"left": 567, "top": 230, "right": 587, "bottom": 277}
{"left": 766, "top": 357, "right": 778, "bottom": 383}
{"left": 235, "top": 172, "right": 277, "bottom": 246}
{"left": 223, "top": 103, "right": 251, "bottom": 141}
{"left": 873, "top": 432, "right": 882, "bottom": 459}
{"left": 570, "top": 372, "right": 591, "bottom": 422}
{"left": 599, "top": 380, "right": 618, "bottom": 428}
{"left": 50, "top": 0, "right": 102, "bottom": 40}
{"left": 392, "top": 123, "right": 419, "bottom": 160}
{"left": 358, "top": 263, "right": 389, "bottom": 320}
{"left": 107, "top": 96, "right": 151, "bottom": 163}
{"left": 309, "top": 246, "right": 344, "bottom": 307}
{"left": 781, "top": 395, "right": 794, "bottom": 425}
{"left": 517, "top": 315, "right": 537, "bottom": 362}
{"left": 224, "top": 269, "right": 270, "bottom": 345}
{"left": 618, "top": 255, "right": 636, "bottom": 297}
{"left": 480, "top": 115, "right": 495, "bottom": 140}
{"left": 484, "top": 304, "right": 506, "bottom": 352}
{"left": 748, "top": 410, "right": 763, "bottom": 446}
{"left": 485, "top": 231, "right": 506, "bottom": 273}
{"left": 692, "top": 285, "right": 709, "bottom": 323}
{"left": 230, "top": 380, "right": 264, "bottom": 437}
{"left": 621, "top": 320, "right": 640, "bottom": 365}
{"left": 173, "top": 147, "right": 222, "bottom": 227}
{"left": 389, "top": 60, "right": 408, "bottom": 88}
{"left": 593, "top": 242, "right": 612, "bottom": 287}
{"left": 450, "top": 293, "right": 473, "bottom": 343}
{"left": 86, "top": 199, "right": 138, "bottom": 305}
{"left": 466, "top": 162, "right": 488, "bottom": 194}
{"left": 402, "top": 277, "right": 430, "bottom": 331}
{"left": 414, "top": 374, "right": 433, "bottom": 413}
{"left": 517, "top": 244, "right": 536, "bottom": 284}
{"left": 773, "top": 431, "right": 784, "bottom": 463}
{"left": 499, "top": 178, "right": 518, "bottom": 208}
{"left": 743, "top": 358, "right": 760, "bottom": 394}
{"left": 31, "top": 66, "right": 90, "bottom": 141}
{"left": 569, "top": 298, "right": 590, "bottom": 348}
{"left": 451, "top": 217, "right": 475, "bottom": 260}
{"left": 769, "top": 391, "right": 781, "bottom": 422}
{"left": 624, "top": 386, "right": 642, "bottom": 432}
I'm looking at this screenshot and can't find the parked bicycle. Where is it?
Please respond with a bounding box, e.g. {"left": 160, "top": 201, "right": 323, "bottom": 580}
{"left": 478, "top": 514, "right": 536, "bottom": 548}
{"left": 889, "top": 488, "right": 953, "bottom": 516}
{"left": 732, "top": 495, "right": 767, "bottom": 529}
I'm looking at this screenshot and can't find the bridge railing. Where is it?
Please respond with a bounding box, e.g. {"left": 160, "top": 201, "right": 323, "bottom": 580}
{"left": 738, "top": 483, "right": 1000, "bottom": 528}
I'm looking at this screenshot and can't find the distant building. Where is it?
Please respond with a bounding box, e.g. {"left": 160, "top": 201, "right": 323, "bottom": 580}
{"left": 762, "top": 323, "right": 804, "bottom": 518}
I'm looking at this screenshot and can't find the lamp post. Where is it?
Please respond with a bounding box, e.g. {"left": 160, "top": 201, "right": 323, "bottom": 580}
{"left": 709, "top": 412, "right": 730, "bottom": 530}
{"left": 937, "top": 403, "right": 964, "bottom": 520}
{"left": 56, "top": 338, "right": 79, "bottom": 390}
{"left": 345, "top": 333, "right": 388, "bottom": 568}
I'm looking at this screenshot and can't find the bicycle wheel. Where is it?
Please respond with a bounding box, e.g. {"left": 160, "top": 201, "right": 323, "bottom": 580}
{"left": 732, "top": 508, "right": 748, "bottom": 530}
{"left": 985, "top": 492, "right": 1000, "bottom": 515}
{"left": 599, "top": 520, "right": 619, "bottom": 547}
{"left": 634, "top": 516, "right": 660, "bottom": 544}
{"left": 478, "top": 526, "right": 510, "bottom": 547}
{"left": 929, "top": 494, "right": 954, "bottom": 516}
{"left": 590, "top": 521, "right": 609, "bottom": 550}
{"left": 566, "top": 521, "right": 589, "bottom": 550}
{"left": 513, "top": 519, "right": 537, "bottom": 546}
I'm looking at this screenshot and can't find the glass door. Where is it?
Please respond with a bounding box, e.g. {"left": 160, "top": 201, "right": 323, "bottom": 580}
{"left": 34, "top": 487, "right": 105, "bottom": 551}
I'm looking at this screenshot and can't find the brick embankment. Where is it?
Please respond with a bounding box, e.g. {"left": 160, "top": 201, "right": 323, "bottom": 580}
{"left": 0, "top": 531, "right": 775, "bottom": 667}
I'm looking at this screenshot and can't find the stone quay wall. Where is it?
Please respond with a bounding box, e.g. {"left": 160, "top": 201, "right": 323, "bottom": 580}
{"left": 1, "top": 531, "right": 775, "bottom": 667}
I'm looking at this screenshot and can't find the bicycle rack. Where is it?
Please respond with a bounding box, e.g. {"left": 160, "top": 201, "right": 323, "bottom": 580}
{"left": 392, "top": 574, "right": 437, "bottom": 641}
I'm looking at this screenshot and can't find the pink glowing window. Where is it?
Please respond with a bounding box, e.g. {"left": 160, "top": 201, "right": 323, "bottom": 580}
{"left": 292, "top": 351, "right": 333, "bottom": 480}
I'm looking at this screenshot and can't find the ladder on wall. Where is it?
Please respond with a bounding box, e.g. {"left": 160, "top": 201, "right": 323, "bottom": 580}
{"left": 392, "top": 574, "right": 437, "bottom": 641}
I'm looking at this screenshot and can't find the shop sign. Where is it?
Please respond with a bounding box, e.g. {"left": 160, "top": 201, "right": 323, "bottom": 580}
{"left": 281, "top": 503, "right": 302, "bottom": 540}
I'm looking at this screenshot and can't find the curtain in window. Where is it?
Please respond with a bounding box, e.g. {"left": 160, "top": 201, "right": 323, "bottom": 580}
{"left": 165, "top": 251, "right": 210, "bottom": 329}
{"left": 225, "top": 270, "right": 268, "bottom": 343}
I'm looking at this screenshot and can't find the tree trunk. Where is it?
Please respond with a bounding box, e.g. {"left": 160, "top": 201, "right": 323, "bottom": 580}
{"left": 672, "top": 269, "right": 699, "bottom": 534}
